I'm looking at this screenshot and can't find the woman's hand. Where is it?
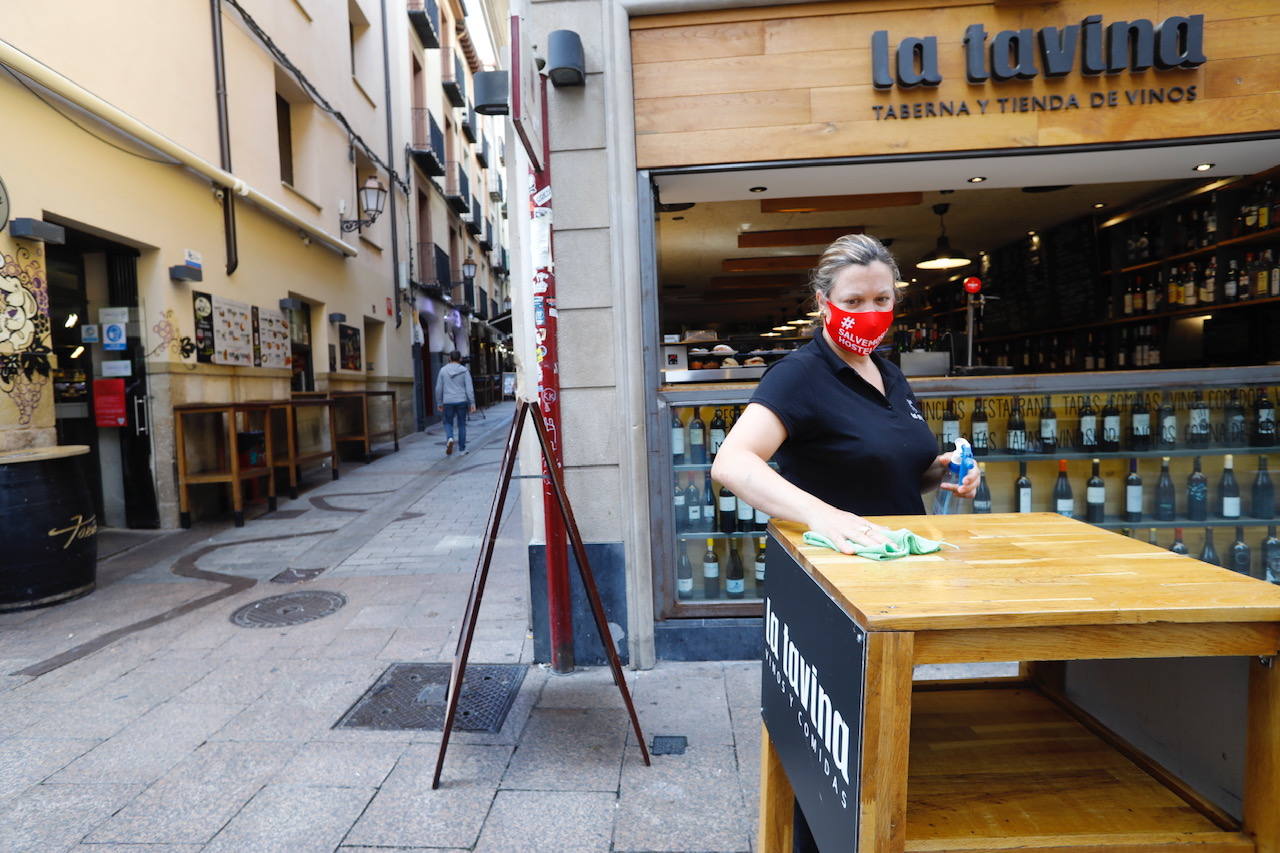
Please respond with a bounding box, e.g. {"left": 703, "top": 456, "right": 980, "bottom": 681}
{"left": 804, "top": 505, "right": 895, "bottom": 555}
{"left": 933, "top": 453, "right": 981, "bottom": 499}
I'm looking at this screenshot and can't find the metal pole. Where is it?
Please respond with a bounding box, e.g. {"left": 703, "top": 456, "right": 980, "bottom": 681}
{"left": 966, "top": 292, "right": 974, "bottom": 367}
{"left": 378, "top": 0, "right": 402, "bottom": 328}
{"left": 533, "top": 73, "right": 573, "bottom": 674}
{"left": 209, "top": 0, "right": 238, "bottom": 275}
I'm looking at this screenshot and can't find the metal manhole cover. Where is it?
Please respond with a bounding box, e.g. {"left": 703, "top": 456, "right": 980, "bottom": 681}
{"left": 230, "top": 591, "right": 347, "bottom": 628}
{"left": 334, "top": 662, "right": 527, "bottom": 733}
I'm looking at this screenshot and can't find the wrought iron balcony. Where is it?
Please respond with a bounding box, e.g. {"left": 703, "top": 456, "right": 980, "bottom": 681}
{"left": 488, "top": 171, "right": 502, "bottom": 202}
{"left": 442, "top": 52, "right": 466, "bottom": 108}
{"left": 476, "top": 136, "right": 490, "bottom": 168}
{"left": 410, "top": 109, "right": 445, "bottom": 176}
{"left": 465, "top": 196, "right": 482, "bottom": 235}
{"left": 479, "top": 218, "right": 493, "bottom": 251}
{"left": 415, "top": 242, "right": 451, "bottom": 297}
{"left": 407, "top": 0, "right": 440, "bottom": 48}
{"left": 444, "top": 162, "right": 469, "bottom": 214}
{"left": 461, "top": 103, "right": 477, "bottom": 143}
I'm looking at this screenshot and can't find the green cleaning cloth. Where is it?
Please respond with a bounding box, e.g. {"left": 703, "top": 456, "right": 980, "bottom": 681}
{"left": 802, "top": 528, "right": 950, "bottom": 561}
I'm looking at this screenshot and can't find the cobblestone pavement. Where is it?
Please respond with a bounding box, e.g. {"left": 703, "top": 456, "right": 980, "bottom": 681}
{"left": 0, "top": 402, "right": 779, "bottom": 852}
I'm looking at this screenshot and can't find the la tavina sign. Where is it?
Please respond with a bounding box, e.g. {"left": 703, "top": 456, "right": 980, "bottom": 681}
{"left": 870, "top": 14, "right": 1206, "bottom": 120}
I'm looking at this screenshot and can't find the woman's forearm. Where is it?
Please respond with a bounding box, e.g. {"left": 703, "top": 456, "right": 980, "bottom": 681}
{"left": 711, "top": 447, "right": 829, "bottom": 527}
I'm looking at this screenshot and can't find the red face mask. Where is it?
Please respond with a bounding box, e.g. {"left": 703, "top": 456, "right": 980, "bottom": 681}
{"left": 823, "top": 299, "right": 894, "bottom": 356}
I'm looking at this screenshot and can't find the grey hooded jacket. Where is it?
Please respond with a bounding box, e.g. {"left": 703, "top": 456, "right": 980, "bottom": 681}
{"left": 435, "top": 362, "right": 475, "bottom": 406}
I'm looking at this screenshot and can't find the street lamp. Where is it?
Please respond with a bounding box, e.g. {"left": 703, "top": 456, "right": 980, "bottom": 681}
{"left": 340, "top": 175, "right": 388, "bottom": 232}
{"left": 461, "top": 253, "right": 477, "bottom": 282}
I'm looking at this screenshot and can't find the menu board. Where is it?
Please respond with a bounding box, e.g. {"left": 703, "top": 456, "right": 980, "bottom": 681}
{"left": 212, "top": 295, "right": 253, "bottom": 366}
{"left": 193, "top": 291, "right": 214, "bottom": 363}
{"left": 256, "top": 307, "right": 291, "bottom": 369}
{"left": 339, "top": 324, "right": 362, "bottom": 371}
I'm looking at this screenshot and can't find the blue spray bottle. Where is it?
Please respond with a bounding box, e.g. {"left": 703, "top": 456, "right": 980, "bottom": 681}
{"left": 932, "top": 437, "right": 975, "bottom": 515}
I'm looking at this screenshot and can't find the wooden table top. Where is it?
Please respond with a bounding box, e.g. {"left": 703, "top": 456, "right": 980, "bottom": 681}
{"left": 770, "top": 513, "right": 1280, "bottom": 632}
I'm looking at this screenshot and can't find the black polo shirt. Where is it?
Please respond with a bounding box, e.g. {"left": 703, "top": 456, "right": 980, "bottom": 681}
{"left": 749, "top": 332, "right": 939, "bottom": 516}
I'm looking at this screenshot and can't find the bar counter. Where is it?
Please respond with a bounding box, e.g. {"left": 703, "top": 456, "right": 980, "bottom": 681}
{"left": 759, "top": 513, "right": 1280, "bottom": 852}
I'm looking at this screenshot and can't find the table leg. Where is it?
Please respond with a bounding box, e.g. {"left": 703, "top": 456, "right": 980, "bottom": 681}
{"left": 391, "top": 391, "right": 399, "bottom": 451}
{"left": 858, "top": 631, "right": 914, "bottom": 853}
{"left": 263, "top": 408, "right": 277, "bottom": 512}
{"left": 175, "top": 411, "right": 190, "bottom": 528}
{"left": 327, "top": 401, "right": 339, "bottom": 480}
{"left": 759, "top": 723, "right": 794, "bottom": 853}
{"left": 1245, "top": 655, "right": 1280, "bottom": 851}
{"left": 227, "top": 408, "right": 244, "bottom": 527}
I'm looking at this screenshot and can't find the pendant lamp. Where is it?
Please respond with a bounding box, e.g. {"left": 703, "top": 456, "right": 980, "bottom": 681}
{"left": 916, "top": 203, "right": 971, "bottom": 270}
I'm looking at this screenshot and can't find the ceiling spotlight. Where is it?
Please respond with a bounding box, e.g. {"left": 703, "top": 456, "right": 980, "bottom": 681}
{"left": 1193, "top": 163, "right": 1215, "bottom": 172}
{"left": 70, "top": 345, "right": 85, "bottom": 359}
{"left": 966, "top": 176, "right": 987, "bottom": 184}
{"left": 916, "top": 203, "right": 971, "bottom": 271}
{"left": 773, "top": 324, "right": 794, "bottom": 331}
{"left": 64, "top": 312, "right": 79, "bottom": 328}
{"left": 807, "top": 310, "right": 822, "bottom": 317}
{"left": 1027, "top": 230, "right": 1037, "bottom": 236}
{"left": 895, "top": 280, "right": 910, "bottom": 288}
{"left": 760, "top": 331, "right": 781, "bottom": 337}
{"left": 749, "top": 186, "right": 767, "bottom": 193}
{"left": 1093, "top": 202, "right": 1106, "bottom": 209}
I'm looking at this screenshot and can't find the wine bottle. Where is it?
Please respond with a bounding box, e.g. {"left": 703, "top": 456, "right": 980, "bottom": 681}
{"left": 1101, "top": 395, "right": 1121, "bottom": 453}
{"left": 1254, "top": 457, "right": 1275, "bottom": 520}
{"left": 1254, "top": 387, "right": 1276, "bottom": 447}
{"left": 754, "top": 502, "right": 770, "bottom": 533}
{"left": 1228, "top": 527, "right": 1251, "bottom": 576}
{"left": 1225, "top": 258, "right": 1239, "bottom": 301}
{"left": 1038, "top": 395, "right": 1057, "bottom": 454}
{"left": 942, "top": 397, "right": 960, "bottom": 452}
{"left": 754, "top": 538, "right": 767, "bottom": 591}
{"left": 1148, "top": 528, "right": 1159, "bottom": 548}
{"left": 1263, "top": 525, "right": 1280, "bottom": 583}
{"left": 1007, "top": 397, "right": 1027, "bottom": 454}
{"left": 1187, "top": 456, "right": 1208, "bottom": 521}
{"left": 671, "top": 408, "right": 686, "bottom": 465}
{"left": 1155, "top": 456, "right": 1176, "bottom": 521}
{"left": 736, "top": 488, "right": 755, "bottom": 532}
{"left": 1157, "top": 392, "right": 1178, "bottom": 449}
{"left": 971, "top": 397, "right": 990, "bottom": 456}
{"left": 1170, "top": 527, "right": 1189, "bottom": 555}
{"left": 1199, "top": 527, "right": 1219, "bottom": 566}
{"left": 1015, "top": 461, "right": 1032, "bottom": 513}
{"left": 1219, "top": 454, "right": 1241, "bottom": 520}
{"left": 689, "top": 408, "right": 707, "bottom": 464}
{"left": 673, "top": 477, "right": 687, "bottom": 533}
{"left": 1086, "top": 458, "right": 1106, "bottom": 523}
{"left": 1225, "top": 389, "right": 1247, "bottom": 447}
{"left": 709, "top": 409, "right": 727, "bottom": 460}
{"left": 726, "top": 544, "right": 745, "bottom": 599}
{"left": 1124, "top": 458, "right": 1143, "bottom": 523}
{"left": 973, "top": 463, "right": 991, "bottom": 513}
{"left": 701, "top": 474, "right": 716, "bottom": 532}
{"left": 685, "top": 480, "right": 702, "bottom": 532}
{"left": 718, "top": 484, "right": 737, "bottom": 534}
{"left": 702, "top": 539, "right": 720, "bottom": 599}
{"left": 1054, "top": 459, "right": 1074, "bottom": 518}
{"left": 1188, "top": 390, "right": 1210, "bottom": 449}
{"left": 677, "top": 549, "right": 694, "bottom": 599}
{"left": 1129, "top": 394, "right": 1151, "bottom": 452}
{"left": 1200, "top": 256, "right": 1217, "bottom": 304}
{"left": 1078, "top": 397, "right": 1098, "bottom": 452}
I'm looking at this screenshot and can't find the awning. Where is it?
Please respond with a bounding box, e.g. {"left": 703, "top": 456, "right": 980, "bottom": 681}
{"left": 490, "top": 310, "right": 512, "bottom": 333}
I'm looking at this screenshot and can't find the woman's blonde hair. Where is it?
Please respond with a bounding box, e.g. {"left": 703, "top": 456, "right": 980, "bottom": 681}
{"left": 809, "top": 234, "right": 901, "bottom": 308}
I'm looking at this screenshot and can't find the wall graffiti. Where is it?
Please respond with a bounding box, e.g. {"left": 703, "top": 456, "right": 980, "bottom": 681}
{"left": 0, "top": 246, "right": 52, "bottom": 425}
{"left": 148, "top": 308, "right": 197, "bottom": 365}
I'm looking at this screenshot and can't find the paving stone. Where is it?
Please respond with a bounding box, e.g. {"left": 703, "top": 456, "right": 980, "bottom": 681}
{"left": 19, "top": 696, "right": 155, "bottom": 741}
{"left": 631, "top": 667, "right": 735, "bottom": 747}
{"left": 96, "top": 656, "right": 218, "bottom": 706}
{"left": 537, "top": 665, "right": 639, "bottom": 710}
{"left": 69, "top": 845, "right": 202, "bottom": 852}
{"left": 724, "top": 661, "right": 762, "bottom": 711}
{"left": 176, "top": 658, "right": 279, "bottom": 705}
{"left": 85, "top": 779, "right": 269, "bottom": 845}
{"left": 613, "top": 743, "right": 752, "bottom": 853}
{"left": 0, "top": 782, "right": 142, "bottom": 850}
{"left": 474, "top": 790, "right": 616, "bottom": 852}
{"left": 319, "top": 628, "right": 395, "bottom": 659}
{"left": 0, "top": 737, "right": 102, "bottom": 800}
{"left": 275, "top": 741, "right": 404, "bottom": 787}
{"left": 344, "top": 743, "right": 510, "bottom": 849}
{"left": 500, "top": 708, "right": 626, "bottom": 792}
{"left": 203, "top": 783, "right": 375, "bottom": 853}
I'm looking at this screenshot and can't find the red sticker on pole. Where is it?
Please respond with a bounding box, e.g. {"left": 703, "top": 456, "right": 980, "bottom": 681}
{"left": 963, "top": 276, "right": 982, "bottom": 294}
{"left": 93, "top": 378, "right": 128, "bottom": 427}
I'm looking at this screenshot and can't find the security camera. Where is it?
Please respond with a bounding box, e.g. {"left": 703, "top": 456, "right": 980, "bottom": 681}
{"left": 299, "top": 231, "right": 311, "bottom": 246}
{"left": 212, "top": 187, "right": 225, "bottom": 201}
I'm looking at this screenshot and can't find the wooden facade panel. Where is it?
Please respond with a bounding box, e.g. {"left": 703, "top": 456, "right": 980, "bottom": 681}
{"left": 635, "top": 90, "right": 810, "bottom": 134}
{"left": 630, "top": 20, "right": 764, "bottom": 64}
{"left": 630, "top": 2, "right": 1280, "bottom": 169}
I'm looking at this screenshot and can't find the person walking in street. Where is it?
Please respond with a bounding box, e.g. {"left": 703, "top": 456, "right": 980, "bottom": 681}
{"left": 436, "top": 350, "right": 476, "bottom": 455}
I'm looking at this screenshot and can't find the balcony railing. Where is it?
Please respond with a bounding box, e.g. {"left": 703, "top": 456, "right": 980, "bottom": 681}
{"left": 461, "top": 103, "right": 477, "bottom": 143}
{"left": 415, "top": 242, "right": 451, "bottom": 296}
{"left": 407, "top": 0, "right": 440, "bottom": 48}
{"left": 444, "top": 162, "right": 469, "bottom": 214}
{"left": 488, "top": 171, "right": 502, "bottom": 202}
{"left": 479, "top": 219, "right": 493, "bottom": 251}
{"left": 476, "top": 135, "right": 490, "bottom": 168}
{"left": 465, "top": 196, "right": 482, "bottom": 235}
{"left": 442, "top": 52, "right": 466, "bottom": 108}
{"left": 409, "top": 109, "right": 444, "bottom": 176}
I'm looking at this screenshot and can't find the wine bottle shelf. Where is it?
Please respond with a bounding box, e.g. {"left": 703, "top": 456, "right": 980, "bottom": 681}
{"left": 1115, "top": 223, "right": 1280, "bottom": 275}
{"left": 676, "top": 531, "right": 768, "bottom": 540}
{"left": 971, "top": 445, "right": 1278, "bottom": 464}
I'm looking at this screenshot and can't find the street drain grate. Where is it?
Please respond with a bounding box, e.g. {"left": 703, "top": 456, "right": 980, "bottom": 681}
{"left": 334, "top": 663, "right": 527, "bottom": 733}
{"left": 650, "top": 735, "right": 688, "bottom": 756}
{"left": 229, "top": 591, "right": 347, "bottom": 628}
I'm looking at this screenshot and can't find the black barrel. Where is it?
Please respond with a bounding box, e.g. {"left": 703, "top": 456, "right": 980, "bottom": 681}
{"left": 0, "top": 445, "right": 97, "bottom": 611}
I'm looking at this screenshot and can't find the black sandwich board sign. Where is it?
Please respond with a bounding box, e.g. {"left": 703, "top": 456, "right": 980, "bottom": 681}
{"left": 761, "top": 536, "right": 867, "bottom": 851}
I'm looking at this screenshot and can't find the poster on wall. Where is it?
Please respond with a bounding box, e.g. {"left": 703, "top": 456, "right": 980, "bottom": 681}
{"left": 256, "top": 307, "right": 291, "bottom": 369}
{"left": 211, "top": 295, "right": 252, "bottom": 366}
{"left": 339, "top": 324, "right": 362, "bottom": 371}
{"left": 192, "top": 291, "right": 214, "bottom": 363}
{"left": 251, "top": 306, "right": 261, "bottom": 367}
{"left": 93, "top": 378, "right": 127, "bottom": 427}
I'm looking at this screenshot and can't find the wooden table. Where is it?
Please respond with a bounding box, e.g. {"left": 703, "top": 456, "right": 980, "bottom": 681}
{"left": 266, "top": 397, "right": 340, "bottom": 498}
{"left": 330, "top": 390, "right": 399, "bottom": 462}
{"left": 759, "top": 513, "right": 1280, "bottom": 853}
{"left": 173, "top": 401, "right": 276, "bottom": 528}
